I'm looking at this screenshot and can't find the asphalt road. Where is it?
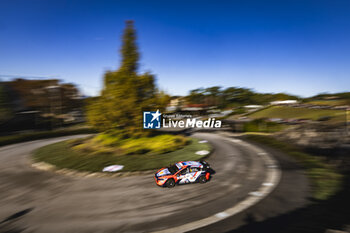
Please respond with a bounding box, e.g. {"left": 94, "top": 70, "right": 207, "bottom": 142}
{"left": 190, "top": 134, "right": 310, "bottom": 233}
{"left": 0, "top": 132, "right": 309, "bottom": 233}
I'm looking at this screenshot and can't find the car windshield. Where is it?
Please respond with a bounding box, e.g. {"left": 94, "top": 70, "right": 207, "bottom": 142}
{"left": 168, "top": 164, "right": 179, "bottom": 174}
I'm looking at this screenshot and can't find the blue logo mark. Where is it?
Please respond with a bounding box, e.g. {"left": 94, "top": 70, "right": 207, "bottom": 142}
{"left": 143, "top": 110, "right": 162, "bottom": 129}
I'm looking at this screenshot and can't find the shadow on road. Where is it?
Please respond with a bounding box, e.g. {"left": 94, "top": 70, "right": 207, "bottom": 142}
{"left": 0, "top": 208, "right": 34, "bottom": 233}
{"left": 0, "top": 208, "right": 34, "bottom": 224}
{"left": 227, "top": 172, "right": 350, "bottom": 233}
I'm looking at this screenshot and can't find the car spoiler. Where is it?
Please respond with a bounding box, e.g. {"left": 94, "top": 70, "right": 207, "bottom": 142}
{"left": 200, "top": 160, "right": 210, "bottom": 169}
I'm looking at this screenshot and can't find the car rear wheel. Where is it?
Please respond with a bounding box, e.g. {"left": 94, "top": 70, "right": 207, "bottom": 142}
{"left": 198, "top": 176, "right": 207, "bottom": 183}
{"left": 165, "top": 179, "right": 175, "bottom": 188}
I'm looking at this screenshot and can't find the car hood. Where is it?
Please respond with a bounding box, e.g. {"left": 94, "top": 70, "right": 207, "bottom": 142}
{"left": 156, "top": 168, "right": 171, "bottom": 177}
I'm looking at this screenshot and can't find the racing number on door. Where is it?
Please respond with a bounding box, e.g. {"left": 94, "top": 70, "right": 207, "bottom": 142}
{"left": 178, "top": 168, "right": 190, "bottom": 184}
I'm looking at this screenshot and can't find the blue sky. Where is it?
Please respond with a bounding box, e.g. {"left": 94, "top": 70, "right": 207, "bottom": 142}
{"left": 0, "top": 0, "right": 349, "bottom": 97}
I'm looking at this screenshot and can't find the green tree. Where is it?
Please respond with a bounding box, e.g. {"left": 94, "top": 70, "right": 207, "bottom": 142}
{"left": 120, "top": 20, "right": 139, "bottom": 73}
{"left": 87, "top": 21, "right": 168, "bottom": 136}
{"left": 186, "top": 88, "right": 205, "bottom": 104}
{"left": 204, "top": 86, "right": 222, "bottom": 106}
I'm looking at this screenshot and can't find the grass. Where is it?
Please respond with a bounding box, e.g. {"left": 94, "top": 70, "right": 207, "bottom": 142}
{"left": 243, "top": 119, "right": 287, "bottom": 133}
{"left": 0, "top": 126, "right": 97, "bottom": 147}
{"left": 246, "top": 135, "right": 343, "bottom": 200}
{"left": 33, "top": 137, "right": 211, "bottom": 172}
{"left": 307, "top": 99, "right": 348, "bottom": 106}
{"left": 248, "top": 106, "right": 346, "bottom": 122}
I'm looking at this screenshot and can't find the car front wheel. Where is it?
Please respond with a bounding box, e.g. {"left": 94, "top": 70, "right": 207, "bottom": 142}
{"left": 198, "top": 176, "right": 207, "bottom": 183}
{"left": 165, "top": 179, "right": 175, "bottom": 188}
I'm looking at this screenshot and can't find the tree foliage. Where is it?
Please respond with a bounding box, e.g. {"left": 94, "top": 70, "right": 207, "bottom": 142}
{"left": 87, "top": 21, "right": 169, "bottom": 136}
{"left": 186, "top": 86, "right": 300, "bottom": 108}
{"left": 0, "top": 83, "right": 13, "bottom": 122}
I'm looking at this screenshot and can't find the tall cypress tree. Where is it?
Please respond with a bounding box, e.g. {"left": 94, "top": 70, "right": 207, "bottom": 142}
{"left": 120, "top": 20, "right": 139, "bottom": 74}
{"left": 87, "top": 21, "right": 169, "bottom": 136}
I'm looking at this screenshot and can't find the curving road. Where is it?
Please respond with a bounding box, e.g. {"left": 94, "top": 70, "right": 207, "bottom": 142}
{"left": 0, "top": 132, "right": 308, "bottom": 233}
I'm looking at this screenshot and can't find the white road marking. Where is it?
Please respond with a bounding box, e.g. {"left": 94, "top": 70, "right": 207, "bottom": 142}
{"left": 231, "top": 139, "right": 242, "bottom": 143}
{"left": 249, "top": 191, "right": 264, "bottom": 197}
{"left": 195, "top": 150, "right": 210, "bottom": 155}
{"left": 263, "top": 183, "right": 274, "bottom": 186}
{"left": 215, "top": 212, "right": 229, "bottom": 219}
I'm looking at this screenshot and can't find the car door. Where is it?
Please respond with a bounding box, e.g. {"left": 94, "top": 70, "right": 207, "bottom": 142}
{"left": 177, "top": 168, "right": 190, "bottom": 184}
{"left": 188, "top": 167, "right": 200, "bottom": 183}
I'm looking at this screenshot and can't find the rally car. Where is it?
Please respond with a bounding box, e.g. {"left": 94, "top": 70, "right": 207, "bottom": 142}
{"left": 154, "top": 161, "right": 211, "bottom": 188}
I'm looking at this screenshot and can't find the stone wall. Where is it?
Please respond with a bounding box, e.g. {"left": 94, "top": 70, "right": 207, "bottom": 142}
{"left": 275, "top": 123, "right": 350, "bottom": 149}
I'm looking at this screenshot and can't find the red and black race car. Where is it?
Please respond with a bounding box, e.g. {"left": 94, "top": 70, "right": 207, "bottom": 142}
{"left": 154, "top": 161, "right": 211, "bottom": 188}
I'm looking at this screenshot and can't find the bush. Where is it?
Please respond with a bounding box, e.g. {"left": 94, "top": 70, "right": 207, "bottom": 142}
{"left": 33, "top": 137, "right": 211, "bottom": 172}
{"left": 71, "top": 133, "right": 190, "bottom": 156}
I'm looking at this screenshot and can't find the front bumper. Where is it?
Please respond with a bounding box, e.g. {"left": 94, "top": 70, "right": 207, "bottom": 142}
{"left": 155, "top": 176, "right": 167, "bottom": 186}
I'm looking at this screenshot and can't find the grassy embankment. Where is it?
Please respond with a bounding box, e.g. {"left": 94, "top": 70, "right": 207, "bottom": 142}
{"left": 243, "top": 119, "right": 286, "bottom": 133}
{"left": 33, "top": 134, "right": 211, "bottom": 172}
{"left": 307, "top": 99, "right": 348, "bottom": 106}
{"left": 248, "top": 106, "right": 346, "bottom": 123}
{"left": 246, "top": 134, "right": 343, "bottom": 200}
{"left": 0, "top": 126, "right": 97, "bottom": 147}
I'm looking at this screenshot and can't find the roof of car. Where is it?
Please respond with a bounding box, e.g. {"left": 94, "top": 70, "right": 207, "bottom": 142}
{"left": 176, "top": 161, "right": 202, "bottom": 169}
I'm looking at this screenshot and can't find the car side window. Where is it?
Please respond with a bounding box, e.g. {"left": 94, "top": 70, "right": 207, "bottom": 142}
{"left": 190, "top": 167, "right": 199, "bottom": 172}
{"left": 180, "top": 168, "right": 188, "bottom": 175}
